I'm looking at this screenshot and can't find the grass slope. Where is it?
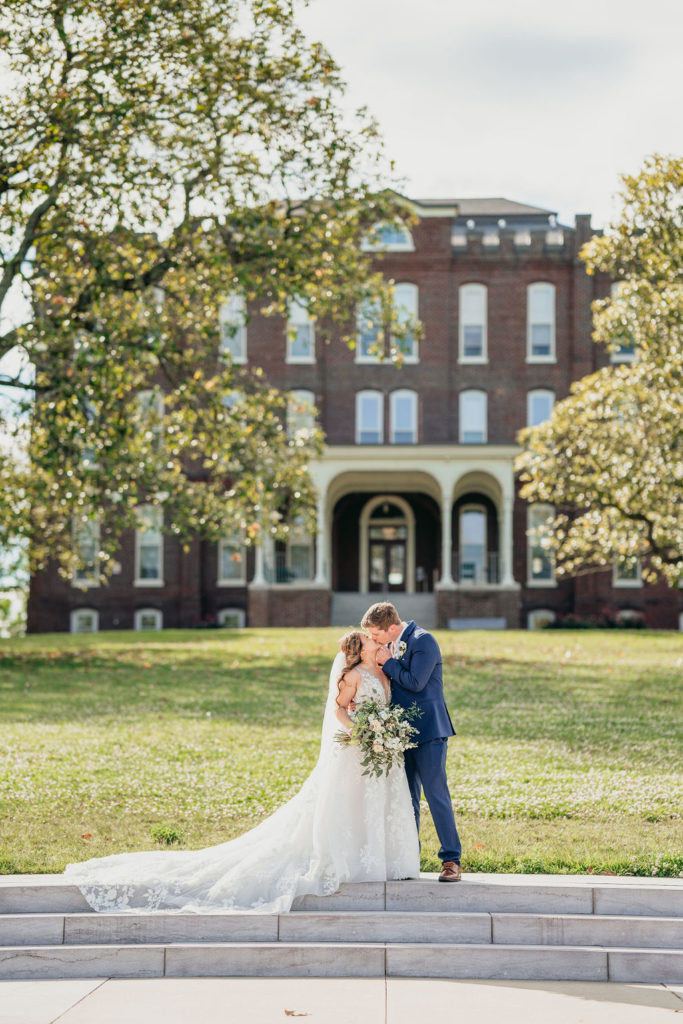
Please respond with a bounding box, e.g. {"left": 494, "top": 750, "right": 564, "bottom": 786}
{"left": 0, "top": 628, "right": 681, "bottom": 876}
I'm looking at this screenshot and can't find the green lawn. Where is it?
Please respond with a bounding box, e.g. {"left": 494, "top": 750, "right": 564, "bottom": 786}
{"left": 1, "top": 628, "right": 681, "bottom": 876}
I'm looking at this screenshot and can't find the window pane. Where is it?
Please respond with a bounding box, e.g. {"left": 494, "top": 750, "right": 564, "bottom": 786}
{"left": 287, "top": 391, "right": 316, "bottom": 438}
{"left": 531, "top": 324, "right": 551, "bottom": 356}
{"left": 528, "top": 391, "right": 554, "bottom": 426}
{"left": 220, "top": 539, "right": 243, "bottom": 581}
{"left": 358, "top": 393, "right": 382, "bottom": 443}
{"left": 463, "top": 326, "right": 483, "bottom": 358}
{"left": 219, "top": 294, "right": 246, "bottom": 360}
{"left": 392, "top": 392, "right": 416, "bottom": 444}
{"left": 528, "top": 506, "right": 554, "bottom": 580}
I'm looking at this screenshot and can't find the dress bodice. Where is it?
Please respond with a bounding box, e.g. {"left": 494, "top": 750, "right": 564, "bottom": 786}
{"left": 355, "top": 667, "right": 389, "bottom": 706}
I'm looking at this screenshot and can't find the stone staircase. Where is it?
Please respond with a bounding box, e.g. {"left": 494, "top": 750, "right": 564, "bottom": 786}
{"left": 331, "top": 593, "right": 437, "bottom": 628}
{"left": 1, "top": 873, "right": 682, "bottom": 982}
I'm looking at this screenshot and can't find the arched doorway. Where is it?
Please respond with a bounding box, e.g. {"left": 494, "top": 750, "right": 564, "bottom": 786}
{"left": 360, "top": 495, "right": 415, "bottom": 593}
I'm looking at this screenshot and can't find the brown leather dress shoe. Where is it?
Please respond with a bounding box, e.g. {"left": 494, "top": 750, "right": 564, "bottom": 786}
{"left": 438, "top": 861, "right": 462, "bottom": 882}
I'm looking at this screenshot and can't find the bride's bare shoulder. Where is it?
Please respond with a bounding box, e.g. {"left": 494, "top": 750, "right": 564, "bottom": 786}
{"left": 338, "top": 666, "right": 360, "bottom": 692}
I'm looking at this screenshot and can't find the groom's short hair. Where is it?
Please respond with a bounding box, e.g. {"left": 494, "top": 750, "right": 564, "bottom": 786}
{"left": 361, "top": 602, "right": 401, "bottom": 629}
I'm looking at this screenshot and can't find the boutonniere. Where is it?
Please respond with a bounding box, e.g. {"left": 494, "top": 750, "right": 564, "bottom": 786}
{"left": 397, "top": 641, "right": 407, "bottom": 660}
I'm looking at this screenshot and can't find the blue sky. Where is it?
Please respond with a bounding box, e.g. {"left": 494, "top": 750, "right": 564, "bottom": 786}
{"left": 299, "top": 0, "right": 682, "bottom": 227}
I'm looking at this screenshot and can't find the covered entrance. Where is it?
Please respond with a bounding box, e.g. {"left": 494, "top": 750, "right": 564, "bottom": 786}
{"left": 367, "top": 501, "right": 409, "bottom": 592}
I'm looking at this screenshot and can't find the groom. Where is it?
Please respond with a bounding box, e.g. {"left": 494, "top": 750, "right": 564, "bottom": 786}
{"left": 361, "top": 601, "right": 462, "bottom": 882}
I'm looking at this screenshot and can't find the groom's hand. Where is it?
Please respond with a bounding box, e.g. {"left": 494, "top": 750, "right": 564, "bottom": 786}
{"left": 375, "top": 645, "right": 391, "bottom": 666}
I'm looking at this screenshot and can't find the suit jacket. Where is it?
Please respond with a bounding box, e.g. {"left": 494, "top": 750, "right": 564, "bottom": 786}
{"left": 380, "top": 620, "right": 455, "bottom": 744}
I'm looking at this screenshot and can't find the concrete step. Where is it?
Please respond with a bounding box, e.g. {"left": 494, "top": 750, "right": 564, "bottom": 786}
{"left": 1, "top": 941, "right": 682, "bottom": 982}
{"left": 3, "top": 874, "right": 683, "bottom": 917}
{"left": 2, "top": 910, "right": 682, "bottom": 950}
{"left": 330, "top": 593, "right": 436, "bottom": 629}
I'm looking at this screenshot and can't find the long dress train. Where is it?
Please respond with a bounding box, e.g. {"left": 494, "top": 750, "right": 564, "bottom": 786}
{"left": 63, "top": 659, "right": 420, "bottom": 913}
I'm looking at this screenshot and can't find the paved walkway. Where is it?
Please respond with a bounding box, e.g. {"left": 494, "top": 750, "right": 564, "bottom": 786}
{"left": 1, "top": 978, "right": 682, "bottom": 1024}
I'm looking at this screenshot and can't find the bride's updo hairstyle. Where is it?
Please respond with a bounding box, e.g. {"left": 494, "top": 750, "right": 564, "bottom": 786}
{"left": 335, "top": 630, "right": 365, "bottom": 705}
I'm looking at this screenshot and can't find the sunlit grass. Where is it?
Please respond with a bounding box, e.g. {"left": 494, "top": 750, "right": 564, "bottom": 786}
{"left": 1, "top": 628, "right": 681, "bottom": 875}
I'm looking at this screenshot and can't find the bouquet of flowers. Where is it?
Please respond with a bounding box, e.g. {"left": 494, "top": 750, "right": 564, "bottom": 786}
{"left": 336, "top": 699, "right": 420, "bottom": 778}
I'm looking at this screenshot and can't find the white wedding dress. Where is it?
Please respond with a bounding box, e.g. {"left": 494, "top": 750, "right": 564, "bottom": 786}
{"left": 64, "top": 656, "right": 420, "bottom": 913}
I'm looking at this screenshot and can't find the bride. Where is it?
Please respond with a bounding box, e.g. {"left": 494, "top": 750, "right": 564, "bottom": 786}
{"left": 64, "top": 631, "right": 420, "bottom": 913}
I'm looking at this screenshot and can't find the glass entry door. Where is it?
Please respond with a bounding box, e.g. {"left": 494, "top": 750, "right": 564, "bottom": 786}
{"left": 369, "top": 525, "right": 407, "bottom": 591}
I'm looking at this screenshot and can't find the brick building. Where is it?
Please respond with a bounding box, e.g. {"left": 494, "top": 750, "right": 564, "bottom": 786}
{"left": 27, "top": 196, "right": 683, "bottom": 633}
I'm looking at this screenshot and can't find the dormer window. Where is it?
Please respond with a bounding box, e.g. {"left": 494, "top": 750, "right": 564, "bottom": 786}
{"left": 361, "top": 221, "right": 415, "bottom": 252}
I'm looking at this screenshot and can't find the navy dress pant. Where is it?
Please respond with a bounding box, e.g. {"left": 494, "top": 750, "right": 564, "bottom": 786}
{"left": 404, "top": 738, "right": 461, "bottom": 864}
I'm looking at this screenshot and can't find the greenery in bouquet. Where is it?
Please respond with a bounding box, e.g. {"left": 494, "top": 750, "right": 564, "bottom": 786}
{"left": 337, "top": 699, "right": 420, "bottom": 778}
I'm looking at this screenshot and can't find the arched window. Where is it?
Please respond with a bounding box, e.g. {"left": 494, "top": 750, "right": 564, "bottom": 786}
{"left": 459, "top": 284, "right": 487, "bottom": 362}
{"left": 134, "top": 607, "right": 163, "bottom": 631}
{"left": 218, "top": 608, "right": 246, "bottom": 628}
{"left": 459, "top": 390, "right": 487, "bottom": 443}
{"left": 135, "top": 505, "right": 164, "bottom": 586}
{"left": 390, "top": 390, "right": 417, "bottom": 444}
{"left": 70, "top": 608, "right": 99, "bottom": 634}
{"left": 287, "top": 390, "right": 316, "bottom": 440}
{"left": 286, "top": 298, "right": 315, "bottom": 363}
{"left": 219, "top": 293, "right": 247, "bottom": 363}
{"left": 527, "top": 503, "right": 555, "bottom": 585}
{"left": 393, "top": 283, "right": 419, "bottom": 362}
{"left": 527, "top": 389, "right": 555, "bottom": 427}
{"left": 609, "top": 282, "right": 637, "bottom": 363}
{"left": 527, "top": 283, "right": 556, "bottom": 361}
{"left": 356, "top": 298, "right": 382, "bottom": 362}
{"left": 356, "top": 390, "right": 383, "bottom": 444}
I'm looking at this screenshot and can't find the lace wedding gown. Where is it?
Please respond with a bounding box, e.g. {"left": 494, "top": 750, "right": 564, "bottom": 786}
{"left": 64, "top": 658, "right": 420, "bottom": 913}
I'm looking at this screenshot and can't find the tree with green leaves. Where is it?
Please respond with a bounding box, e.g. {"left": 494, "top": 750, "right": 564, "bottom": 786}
{"left": 0, "top": 0, "right": 410, "bottom": 581}
{"left": 517, "top": 154, "right": 683, "bottom": 585}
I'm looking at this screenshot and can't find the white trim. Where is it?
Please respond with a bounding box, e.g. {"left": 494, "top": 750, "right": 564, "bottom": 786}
{"left": 219, "top": 293, "right": 247, "bottom": 364}
{"left": 285, "top": 298, "right": 316, "bottom": 364}
{"left": 134, "top": 607, "right": 163, "bottom": 631}
{"left": 393, "top": 282, "right": 419, "bottom": 363}
{"left": 72, "top": 515, "right": 100, "bottom": 589}
{"left": 359, "top": 494, "right": 416, "bottom": 594}
{"left": 287, "top": 389, "right": 316, "bottom": 440}
{"left": 70, "top": 608, "right": 99, "bottom": 634}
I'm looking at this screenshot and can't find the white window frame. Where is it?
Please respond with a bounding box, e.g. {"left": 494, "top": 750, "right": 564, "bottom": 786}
{"left": 393, "top": 282, "right": 419, "bottom": 363}
{"left": 613, "top": 558, "right": 642, "bottom": 588}
{"left": 134, "top": 505, "right": 164, "bottom": 587}
{"left": 136, "top": 388, "right": 164, "bottom": 450}
{"left": 356, "top": 390, "right": 384, "bottom": 444}
{"left": 390, "top": 389, "right": 417, "bottom": 444}
{"left": 134, "top": 607, "right": 163, "bottom": 631}
{"left": 459, "top": 390, "right": 487, "bottom": 444}
{"left": 527, "top": 389, "right": 555, "bottom": 427}
{"left": 219, "top": 293, "right": 247, "bottom": 364}
{"left": 458, "top": 503, "right": 488, "bottom": 584}
{"left": 527, "top": 503, "right": 556, "bottom": 587}
{"left": 217, "top": 535, "right": 247, "bottom": 586}
{"left": 287, "top": 389, "right": 316, "bottom": 440}
{"left": 361, "top": 221, "right": 415, "bottom": 252}
{"left": 527, "top": 282, "right": 556, "bottom": 363}
{"left": 72, "top": 515, "right": 100, "bottom": 589}
{"left": 356, "top": 299, "right": 382, "bottom": 363}
{"left": 218, "top": 608, "right": 246, "bottom": 628}
{"left": 528, "top": 609, "right": 556, "bottom": 630}
{"left": 70, "top": 608, "right": 99, "bottom": 634}
{"left": 286, "top": 298, "right": 315, "bottom": 364}
{"left": 459, "top": 283, "right": 488, "bottom": 364}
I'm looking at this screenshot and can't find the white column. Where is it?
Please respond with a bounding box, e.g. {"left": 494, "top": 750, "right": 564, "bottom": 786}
{"left": 252, "top": 541, "right": 266, "bottom": 585}
{"left": 501, "top": 496, "right": 515, "bottom": 585}
{"left": 314, "top": 484, "right": 328, "bottom": 585}
{"left": 440, "top": 493, "right": 454, "bottom": 586}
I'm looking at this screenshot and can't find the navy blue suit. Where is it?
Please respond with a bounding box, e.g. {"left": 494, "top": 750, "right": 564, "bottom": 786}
{"left": 380, "top": 621, "right": 461, "bottom": 865}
